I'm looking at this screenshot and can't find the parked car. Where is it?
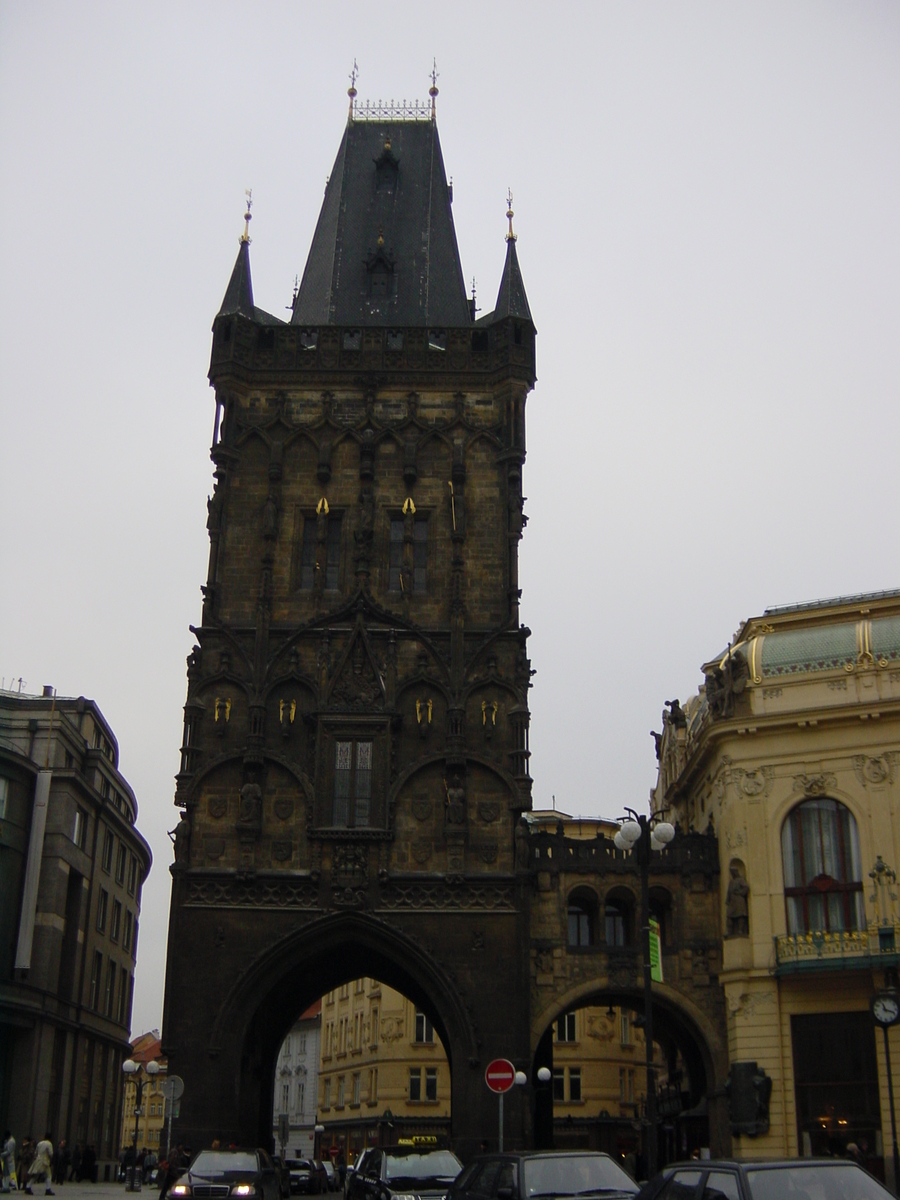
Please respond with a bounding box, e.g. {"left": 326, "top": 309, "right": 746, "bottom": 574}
{"left": 634, "top": 1158, "right": 893, "bottom": 1200}
{"left": 288, "top": 1158, "right": 328, "bottom": 1195}
{"left": 344, "top": 1149, "right": 368, "bottom": 1199}
{"left": 272, "top": 1155, "right": 292, "bottom": 1198}
{"left": 322, "top": 1162, "right": 338, "bottom": 1192}
{"left": 347, "top": 1147, "right": 463, "bottom": 1200}
{"left": 448, "top": 1152, "right": 637, "bottom": 1200}
{"left": 165, "top": 1148, "right": 282, "bottom": 1200}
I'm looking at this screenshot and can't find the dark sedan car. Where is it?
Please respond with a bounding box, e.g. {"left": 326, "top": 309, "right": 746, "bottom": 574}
{"left": 166, "top": 1149, "right": 282, "bottom": 1200}
{"left": 448, "top": 1152, "right": 637, "bottom": 1200}
{"left": 287, "top": 1159, "right": 328, "bottom": 1195}
{"left": 634, "top": 1158, "right": 892, "bottom": 1200}
{"left": 347, "top": 1147, "right": 463, "bottom": 1200}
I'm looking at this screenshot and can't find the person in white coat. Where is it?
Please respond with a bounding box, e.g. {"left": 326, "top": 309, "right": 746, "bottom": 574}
{"left": 24, "top": 1136, "right": 53, "bottom": 1197}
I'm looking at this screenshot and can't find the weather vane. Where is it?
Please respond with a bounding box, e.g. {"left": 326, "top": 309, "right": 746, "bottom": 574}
{"left": 506, "top": 189, "right": 516, "bottom": 242}
{"left": 348, "top": 59, "right": 358, "bottom": 118}
{"left": 429, "top": 59, "right": 439, "bottom": 118}
{"left": 241, "top": 189, "right": 253, "bottom": 243}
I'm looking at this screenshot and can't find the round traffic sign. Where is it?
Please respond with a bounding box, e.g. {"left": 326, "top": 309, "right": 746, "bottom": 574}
{"left": 485, "top": 1058, "right": 516, "bottom": 1094}
{"left": 161, "top": 1075, "right": 185, "bottom": 1100}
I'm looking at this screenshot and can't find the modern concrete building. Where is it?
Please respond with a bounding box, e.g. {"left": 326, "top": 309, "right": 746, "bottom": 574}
{"left": 652, "top": 590, "right": 900, "bottom": 1186}
{"left": 0, "top": 686, "right": 151, "bottom": 1179}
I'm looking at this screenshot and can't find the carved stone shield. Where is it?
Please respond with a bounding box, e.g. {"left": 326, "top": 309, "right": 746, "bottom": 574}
{"left": 205, "top": 837, "right": 225, "bottom": 860}
{"left": 478, "top": 803, "right": 500, "bottom": 824}
{"left": 273, "top": 841, "right": 293, "bottom": 862}
{"left": 208, "top": 795, "right": 227, "bottom": 819}
{"left": 479, "top": 843, "right": 498, "bottom": 864}
{"left": 412, "top": 843, "right": 432, "bottom": 864}
{"left": 412, "top": 798, "right": 432, "bottom": 822}
{"left": 274, "top": 797, "right": 295, "bottom": 821}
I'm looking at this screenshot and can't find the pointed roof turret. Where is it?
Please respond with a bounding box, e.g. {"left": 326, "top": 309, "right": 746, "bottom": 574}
{"left": 218, "top": 196, "right": 255, "bottom": 318}
{"left": 292, "top": 115, "right": 470, "bottom": 327}
{"left": 492, "top": 191, "right": 533, "bottom": 325}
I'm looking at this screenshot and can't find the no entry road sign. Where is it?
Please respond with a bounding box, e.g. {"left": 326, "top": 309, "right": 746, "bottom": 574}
{"left": 485, "top": 1058, "right": 516, "bottom": 1094}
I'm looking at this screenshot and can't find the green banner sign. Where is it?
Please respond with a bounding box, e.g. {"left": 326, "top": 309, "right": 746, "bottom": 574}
{"left": 649, "top": 917, "right": 663, "bottom": 983}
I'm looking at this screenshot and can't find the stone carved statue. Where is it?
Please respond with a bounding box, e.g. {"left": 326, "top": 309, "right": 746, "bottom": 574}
{"left": 664, "top": 699, "right": 687, "bottom": 729}
{"left": 445, "top": 777, "right": 466, "bottom": 825}
{"left": 238, "top": 782, "right": 262, "bottom": 828}
{"left": 169, "top": 812, "right": 192, "bottom": 864}
{"left": 726, "top": 861, "right": 750, "bottom": 937}
{"left": 705, "top": 650, "right": 750, "bottom": 719}
{"left": 262, "top": 493, "right": 278, "bottom": 539}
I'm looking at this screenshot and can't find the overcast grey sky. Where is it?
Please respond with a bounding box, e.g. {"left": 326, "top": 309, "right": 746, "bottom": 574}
{"left": 2, "top": 2, "right": 898, "bottom": 1036}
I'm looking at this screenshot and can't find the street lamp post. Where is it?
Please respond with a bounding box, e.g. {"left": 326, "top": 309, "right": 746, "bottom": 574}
{"left": 122, "top": 1058, "right": 159, "bottom": 1191}
{"left": 614, "top": 809, "right": 675, "bottom": 1181}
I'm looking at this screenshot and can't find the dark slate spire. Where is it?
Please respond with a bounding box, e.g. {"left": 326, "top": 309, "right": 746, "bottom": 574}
{"left": 493, "top": 194, "right": 533, "bottom": 325}
{"left": 218, "top": 237, "right": 254, "bottom": 317}
{"left": 292, "top": 118, "right": 471, "bottom": 327}
{"left": 218, "top": 201, "right": 255, "bottom": 318}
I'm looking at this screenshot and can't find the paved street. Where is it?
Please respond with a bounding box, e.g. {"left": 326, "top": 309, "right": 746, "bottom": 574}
{"left": 4, "top": 1187, "right": 156, "bottom": 1200}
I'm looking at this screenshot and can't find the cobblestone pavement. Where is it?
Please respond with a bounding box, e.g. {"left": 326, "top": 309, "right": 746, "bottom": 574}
{"left": 3, "top": 1185, "right": 159, "bottom": 1200}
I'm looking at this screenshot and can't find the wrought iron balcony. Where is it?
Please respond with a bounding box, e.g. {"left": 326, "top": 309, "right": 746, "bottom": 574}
{"left": 774, "top": 923, "right": 900, "bottom": 973}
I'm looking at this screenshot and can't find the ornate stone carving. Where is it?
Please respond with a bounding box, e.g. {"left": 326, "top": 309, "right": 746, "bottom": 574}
{"left": 184, "top": 877, "right": 321, "bottom": 908}
{"left": 478, "top": 803, "right": 500, "bottom": 824}
{"left": 273, "top": 841, "right": 293, "bottom": 862}
{"left": 725, "top": 860, "right": 750, "bottom": 938}
{"left": 479, "top": 844, "right": 498, "bottom": 865}
{"left": 333, "top": 843, "right": 368, "bottom": 880}
{"left": 705, "top": 650, "right": 750, "bottom": 718}
{"left": 274, "top": 797, "right": 295, "bottom": 821}
{"left": 412, "top": 798, "right": 432, "bottom": 822}
{"left": 208, "top": 795, "right": 227, "bottom": 820}
{"left": 376, "top": 881, "right": 516, "bottom": 912}
{"left": 793, "top": 772, "right": 837, "bottom": 797}
{"left": 204, "top": 837, "right": 225, "bottom": 861}
{"left": 412, "top": 843, "right": 432, "bottom": 864}
{"left": 853, "top": 754, "right": 898, "bottom": 787}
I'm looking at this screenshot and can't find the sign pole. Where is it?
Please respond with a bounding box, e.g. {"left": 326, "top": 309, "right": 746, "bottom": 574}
{"left": 499, "top": 1092, "right": 504, "bottom": 1153}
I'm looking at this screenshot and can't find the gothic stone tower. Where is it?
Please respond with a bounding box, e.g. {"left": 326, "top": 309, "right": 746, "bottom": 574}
{"left": 162, "top": 98, "right": 536, "bottom": 1155}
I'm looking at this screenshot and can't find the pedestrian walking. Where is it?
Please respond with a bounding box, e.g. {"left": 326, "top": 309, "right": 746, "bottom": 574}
{"left": 51, "top": 1143, "right": 69, "bottom": 1187}
{"left": 24, "top": 1134, "right": 53, "bottom": 1196}
{"left": 1, "top": 1131, "right": 16, "bottom": 1193}
{"left": 17, "top": 1140, "right": 34, "bottom": 1191}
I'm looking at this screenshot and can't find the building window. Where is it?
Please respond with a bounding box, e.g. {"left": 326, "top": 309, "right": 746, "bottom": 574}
{"left": 337, "top": 1076, "right": 345, "bottom": 1108}
{"left": 388, "top": 516, "right": 428, "bottom": 594}
{"left": 569, "top": 1067, "right": 582, "bottom": 1102}
{"left": 104, "top": 960, "right": 116, "bottom": 1017}
{"left": 556, "top": 1012, "right": 576, "bottom": 1043}
{"left": 0, "top": 777, "right": 8, "bottom": 820}
{"left": 333, "top": 739, "right": 373, "bottom": 827}
{"left": 122, "top": 910, "right": 133, "bottom": 953}
{"left": 127, "top": 855, "right": 138, "bottom": 896}
{"left": 782, "top": 799, "right": 865, "bottom": 934}
{"left": 323, "top": 1079, "right": 331, "bottom": 1108}
{"left": 620, "top": 1067, "right": 634, "bottom": 1103}
{"left": 73, "top": 806, "right": 87, "bottom": 849}
{"left": 415, "top": 1011, "right": 434, "bottom": 1044}
{"left": 102, "top": 828, "right": 114, "bottom": 873}
{"left": 298, "top": 1033, "right": 307, "bottom": 1054}
{"left": 567, "top": 893, "right": 595, "bottom": 947}
{"left": 116, "top": 843, "right": 127, "bottom": 885}
{"left": 297, "top": 1080, "right": 305, "bottom": 1114}
{"left": 368, "top": 1068, "right": 378, "bottom": 1104}
{"left": 620, "top": 1011, "right": 631, "bottom": 1045}
{"left": 409, "top": 1067, "right": 422, "bottom": 1102}
{"left": 282, "top": 1083, "right": 290, "bottom": 1113}
{"left": 299, "top": 513, "right": 342, "bottom": 590}
{"left": 425, "top": 1067, "right": 437, "bottom": 1101}
{"left": 131, "top": 918, "right": 138, "bottom": 960}
{"left": 352, "top": 1073, "right": 360, "bottom": 1105}
{"left": 605, "top": 892, "right": 633, "bottom": 947}
{"left": 96, "top": 888, "right": 108, "bottom": 933}
{"left": 110, "top": 900, "right": 122, "bottom": 943}
{"left": 371, "top": 1008, "right": 378, "bottom": 1047}
{"left": 117, "top": 972, "right": 128, "bottom": 1025}
{"left": 552, "top": 1068, "right": 565, "bottom": 1103}
{"left": 89, "top": 951, "right": 103, "bottom": 1010}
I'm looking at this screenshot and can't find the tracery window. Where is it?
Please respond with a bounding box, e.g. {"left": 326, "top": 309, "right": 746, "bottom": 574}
{"left": 781, "top": 798, "right": 865, "bottom": 933}
{"left": 333, "top": 739, "right": 373, "bottom": 827}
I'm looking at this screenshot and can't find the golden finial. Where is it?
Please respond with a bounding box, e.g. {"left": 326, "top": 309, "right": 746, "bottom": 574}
{"left": 429, "top": 59, "right": 439, "bottom": 119}
{"left": 241, "top": 189, "right": 253, "bottom": 243}
{"left": 377, "top": 226, "right": 384, "bottom": 248}
{"left": 506, "top": 189, "right": 516, "bottom": 242}
{"left": 348, "top": 59, "right": 358, "bottom": 119}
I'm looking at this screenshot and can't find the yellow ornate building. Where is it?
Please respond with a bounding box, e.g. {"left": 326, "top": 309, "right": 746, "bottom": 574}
{"left": 652, "top": 590, "right": 900, "bottom": 1186}
{"left": 119, "top": 1031, "right": 169, "bottom": 1157}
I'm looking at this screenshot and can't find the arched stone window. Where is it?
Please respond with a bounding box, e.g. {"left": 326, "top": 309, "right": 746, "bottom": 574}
{"left": 604, "top": 888, "right": 635, "bottom": 948}
{"left": 649, "top": 886, "right": 673, "bottom": 948}
{"left": 567, "top": 887, "right": 598, "bottom": 948}
{"left": 781, "top": 798, "right": 865, "bottom": 934}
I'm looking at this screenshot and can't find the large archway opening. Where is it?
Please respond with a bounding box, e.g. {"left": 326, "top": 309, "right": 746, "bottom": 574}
{"left": 270, "top": 977, "right": 452, "bottom": 1167}
{"left": 193, "top": 912, "right": 473, "bottom": 1157}
{"left": 532, "top": 987, "right": 723, "bottom": 1179}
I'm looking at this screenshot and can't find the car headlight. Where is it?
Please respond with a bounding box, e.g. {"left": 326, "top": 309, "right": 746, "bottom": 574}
{"left": 231, "top": 1187, "right": 258, "bottom": 1197}
{"left": 169, "top": 1187, "right": 192, "bottom": 1197}
{"left": 391, "top": 1193, "right": 419, "bottom": 1200}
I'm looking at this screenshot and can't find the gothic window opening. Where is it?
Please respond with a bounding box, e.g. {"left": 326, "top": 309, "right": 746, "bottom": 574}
{"left": 605, "top": 889, "right": 635, "bottom": 947}
{"left": 782, "top": 798, "right": 864, "bottom": 934}
{"left": 388, "top": 515, "right": 428, "bottom": 594}
{"left": 333, "top": 739, "right": 373, "bottom": 827}
{"left": 299, "top": 512, "right": 342, "bottom": 590}
{"left": 567, "top": 888, "right": 598, "bottom": 948}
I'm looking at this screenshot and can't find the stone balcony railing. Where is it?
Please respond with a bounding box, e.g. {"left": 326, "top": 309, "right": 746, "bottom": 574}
{"left": 773, "top": 923, "right": 900, "bottom": 973}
